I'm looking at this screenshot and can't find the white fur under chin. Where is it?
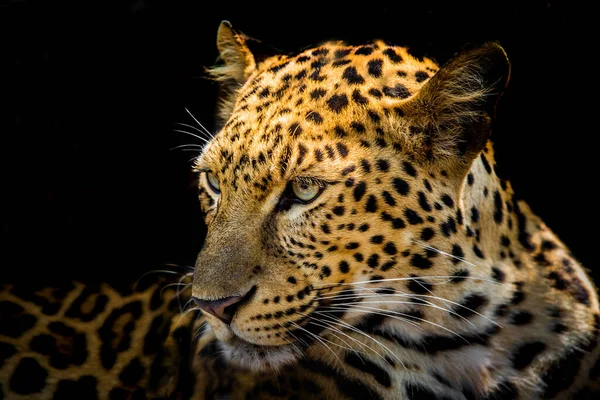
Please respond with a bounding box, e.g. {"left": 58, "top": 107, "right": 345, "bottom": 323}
{"left": 221, "top": 339, "right": 302, "bottom": 372}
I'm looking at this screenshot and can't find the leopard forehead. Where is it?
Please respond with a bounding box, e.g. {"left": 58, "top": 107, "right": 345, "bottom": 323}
{"left": 198, "top": 41, "right": 439, "bottom": 189}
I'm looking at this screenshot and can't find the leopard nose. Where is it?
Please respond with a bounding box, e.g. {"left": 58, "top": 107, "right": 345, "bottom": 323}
{"left": 192, "top": 295, "right": 245, "bottom": 325}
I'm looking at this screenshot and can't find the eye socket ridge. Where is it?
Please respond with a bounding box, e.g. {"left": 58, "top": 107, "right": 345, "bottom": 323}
{"left": 277, "top": 177, "right": 327, "bottom": 212}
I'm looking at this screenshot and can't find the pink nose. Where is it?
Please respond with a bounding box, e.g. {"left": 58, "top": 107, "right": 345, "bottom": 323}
{"left": 192, "top": 295, "right": 244, "bottom": 325}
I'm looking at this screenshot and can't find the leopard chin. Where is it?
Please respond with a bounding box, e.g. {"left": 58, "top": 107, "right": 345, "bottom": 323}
{"left": 220, "top": 337, "right": 302, "bottom": 372}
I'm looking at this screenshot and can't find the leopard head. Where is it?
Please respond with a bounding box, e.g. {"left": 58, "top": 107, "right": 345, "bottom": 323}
{"left": 191, "top": 21, "right": 510, "bottom": 371}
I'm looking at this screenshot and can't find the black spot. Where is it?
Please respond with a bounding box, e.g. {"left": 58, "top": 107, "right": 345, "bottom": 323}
{"left": 451, "top": 293, "right": 488, "bottom": 319}
{"left": 420, "top": 227, "right": 435, "bottom": 241}
{"left": 269, "top": 61, "right": 290, "bottom": 73}
{"left": 370, "top": 235, "right": 384, "bottom": 244}
{"left": 312, "top": 48, "right": 329, "bottom": 56}
{"left": 53, "top": 376, "right": 98, "bottom": 400}
{"left": 334, "top": 49, "right": 351, "bottom": 58}
{"left": 383, "top": 48, "right": 403, "bottom": 63}
{"left": 305, "top": 111, "right": 323, "bottom": 124}
{"left": 552, "top": 322, "right": 568, "bottom": 334}
{"left": 310, "top": 88, "right": 327, "bottom": 99}
{"left": 369, "top": 88, "right": 383, "bottom": 98}
{"left": 367, "top": 59, "right": 383, "bottom": 77}
{"left": 511, "top": 288, "right": 525, "bottom": 305}
{"left": 402, "top": 161, "right": 417, "bottom": 177}
{"left": 333, "top": 60, "right": 351, "bottom": 68}
{"left": 341, "top": 166, "right": 356, "bottom": 176}
{"left": 339, "top": 261, "right": 350, "bottom": 273}
{"left": 353, "top": 182, "right": 367, "bottom": 201}
{"left": 332, "top": 206, "right": 345, "bottom": 216}
{"left": 473, "top": 245, "right": 485, "bottom": 259}
{"left": 346, "top": 242, "right": 360, "bottom": 250}
{"left": 404, "top": 209, "right": 423, "bottom": 225}
{"left": 451, "top": 245, "right": 464, "bottom": 264}
{"left": 376, "top": 159, "right": 389, "bottom": 172}
{"left": 351, "top": 121, "right": 366, "bottom": 133}
{"left": 383, "top": 242, "right": 397, "bottom": 255}
{"left": 365, "top": 195, "right": 378, "bottom": 213}
{"left": 410, "top": 254, "right": 433, "bottom": 269}
{"left": 352, "top": 89, "right": 369, "bottom": 105}
{"left": 493, "top": 190, "right": 504, "bottom": 224}
{"left": 570, "top": 277, "right": 591, "bottom": 306}
{"left": 415, "top": 70, "right": 430, "bottom": 83}
{"left": 407, "top": 275, "right": 433, "bottom": 294}
{"left": 10, "top": 357, "right": 47, "bottom": 394}
{"left": 288, "top": 122, "right": 303, "bottom": 138}
{"left": 342, "top": 66, "right": 365, "bottom": 84}
{"left": 345, "top": 352, "right": 391, "bottom": 387}
{"left": 392, "top": 177, "right": 410, "bottom": 196}
{"left": 336, "top": 143, "right": 349, "bottom": 158}
{"left": 417, "top": 191, "right": 432, "bottom": 212}
{"left": 511, "top": 341, "right": 546, "bottom": 370}
{"left": 547, "top": 271, "right": 568, "bottom": 290}
{"left": 382, "top": 191, "right": 396, "bottom": 206}
{"left": 491, "top": 267, "right": 505, "bottom": 282}
{"left": 509, "top": 310, "right": 533, "bottom": 325}
{"left": 470, "top": 207, "right": 480, "bottom": 223}
{"left": 334, "top": 126, "right": 347, "bottom": 138}
{"left": 480, "top": 154, "right": 492, "bottom": 174}
{"left": 383, "top": 84, "right": 411, "bottom": 98}
{"left": 367, "top": 254, "right": 380, "bottom": 268}
{"left": 381, "top": 261, "right": 397, "bottom": 272}
{"left": 327, "top": 94, "right": 349, "bottom": 113}
{"left": 467, "top": 173, "right": 474, "bottom": 185}
{"left": 440, "top": 194, "right": 454, "bottom": 207}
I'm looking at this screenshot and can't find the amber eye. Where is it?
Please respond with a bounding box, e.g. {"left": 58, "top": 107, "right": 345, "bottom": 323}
{"left": 206, "top": 172, "right": 220, "bottom": 194}
{"left": 291, "top": 180, "right": 320, "bottom": 202}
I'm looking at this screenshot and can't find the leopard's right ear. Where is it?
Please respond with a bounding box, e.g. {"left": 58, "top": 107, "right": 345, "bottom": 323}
{"left": 208, "top": 21, "right": 258, "bottom": 128}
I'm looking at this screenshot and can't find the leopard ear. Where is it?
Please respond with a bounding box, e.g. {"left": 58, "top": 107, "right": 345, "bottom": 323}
{"left": 403, "top": 42, "right": 511, "bottom": 167}
{"left": 208, "top": 21, "right": 258, "bottom": 128}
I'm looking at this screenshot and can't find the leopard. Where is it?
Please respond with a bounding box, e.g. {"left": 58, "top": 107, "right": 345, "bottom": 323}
{"left": 1, "top": 20, "right": 599, "bottom": 399}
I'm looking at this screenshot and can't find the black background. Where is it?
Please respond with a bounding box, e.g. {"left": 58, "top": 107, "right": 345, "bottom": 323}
{"left": 2, "top": 1, "right": 596, "bottom": 285}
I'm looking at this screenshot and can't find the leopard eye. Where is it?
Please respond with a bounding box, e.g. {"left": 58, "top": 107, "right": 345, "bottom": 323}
{"left": 206, "top": 172, "right": 220, "bottom": 194}
{"left": 292, "top": 180, "right": 320, "bottom": 202}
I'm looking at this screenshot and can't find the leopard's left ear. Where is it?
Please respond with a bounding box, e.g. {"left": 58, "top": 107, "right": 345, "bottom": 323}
{"left": 208, "top": 21, "right": 258, "bottom": 127}
{"left": 403, "top": 42, "right": 511, "bottom": 166}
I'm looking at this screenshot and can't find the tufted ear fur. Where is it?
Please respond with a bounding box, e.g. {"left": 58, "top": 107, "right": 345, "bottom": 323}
{"left": 402, "top": 42, "right": 511, "bottom": 169}
{"left": 208, "top": 21, "right": 258, "bottom": 128}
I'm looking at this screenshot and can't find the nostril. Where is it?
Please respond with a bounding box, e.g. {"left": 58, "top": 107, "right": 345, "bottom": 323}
{"left": 193, "top": 286, "right": 256, "bottom": 325}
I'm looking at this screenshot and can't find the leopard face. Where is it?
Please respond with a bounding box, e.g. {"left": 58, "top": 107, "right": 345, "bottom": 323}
{"left": 191, "top": 22, "right": 514, "bottom": 371}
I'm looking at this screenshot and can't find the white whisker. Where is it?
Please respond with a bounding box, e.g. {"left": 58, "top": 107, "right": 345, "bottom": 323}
{"left": 324, "top": 304, "right": 468, "bottom": 341}
{"left": 288, "top": 321, "right": 346, "bottom": 369}
{"left": 173, "top": 129, "right": 210, "bottom": 144}
{"left": 185, "top": 108, "right": 215, "bottom": 138}
{"left": 314, "top": 275, "right": 501, "bottom": 288}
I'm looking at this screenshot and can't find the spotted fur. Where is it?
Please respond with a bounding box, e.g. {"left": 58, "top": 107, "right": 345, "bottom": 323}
{"left": 1, "top": 21, "right": 599, "bottom": 399}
